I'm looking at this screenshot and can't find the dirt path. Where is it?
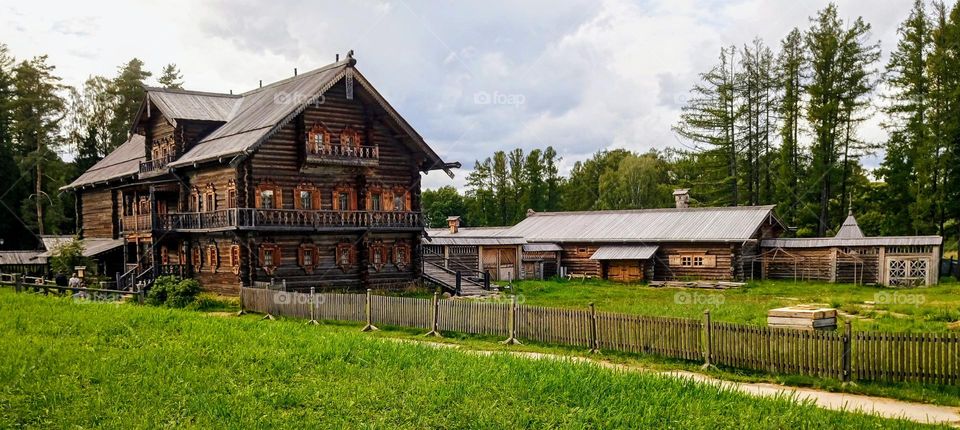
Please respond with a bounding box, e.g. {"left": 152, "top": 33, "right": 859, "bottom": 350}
{"left": 385, "top": 338, "right": 960, "bottom": 427}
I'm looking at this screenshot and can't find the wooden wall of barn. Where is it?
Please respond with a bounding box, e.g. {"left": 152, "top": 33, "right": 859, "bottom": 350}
{"left": 559, "top": 244, "right": 603, "bottom": 277}
{"left": 423, "top": 245, "right": 480, "bottom": 271}
{"left": 653, "top": 243, "right": 737, "bottom": 281}
{"left": 761, "top": 247, "right": 833, "bottom": 281}
{"left": 79, "top": 188, "right": 116, "bottom": 239}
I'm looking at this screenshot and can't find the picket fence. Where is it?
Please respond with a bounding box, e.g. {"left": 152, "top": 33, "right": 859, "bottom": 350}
{"left": 240, "top": 287, "right": 959, "bottom": 385}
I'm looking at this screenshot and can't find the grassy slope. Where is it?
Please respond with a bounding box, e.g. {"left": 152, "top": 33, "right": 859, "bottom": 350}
{"left": 0, "top": 290, "right": 939, "bottom": 429}
{"left": 507, "top": 279, "right": 960, "bottom": 332}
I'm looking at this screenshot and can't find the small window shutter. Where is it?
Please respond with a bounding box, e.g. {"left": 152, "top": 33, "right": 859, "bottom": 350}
{"left": 703, "top": 255, "right": 717, "bottom": 268}
{"left": 331, "top": 191, "right": 339, "bottom": 210}
{"left": 312, "top": 191, "right": 321, "bottom": 210}
{"left": 404, "top": 192, "right": 411, "bottom": 211}
{"left": 275, "top": 188, "right": 283, "bottom": 209}
{"left": 255, "top": 188, "right": 262, "bottom": 208}
{"left": 668, "top": 255, "right": 681, "bottom": 266}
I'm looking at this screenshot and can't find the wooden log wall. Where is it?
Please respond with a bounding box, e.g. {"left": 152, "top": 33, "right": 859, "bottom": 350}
{"left": 653, "top": 243, "right": 737, "bottom": 281}
{"left": 559, "top": 243, "right": 602, "bottom": 277}
{"left": 239, "top": 287, "right": 960, "bottom": 386}
{"left": 761, "top": 247, "right": 833, "bottom": 281}
{"left": 79, "top": 188, "right": 116, "bottom": 238}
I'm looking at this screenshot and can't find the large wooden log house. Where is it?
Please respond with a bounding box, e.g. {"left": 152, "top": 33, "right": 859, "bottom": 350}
{"left": 63, "top": 54, "right": 458, "bottom": 294}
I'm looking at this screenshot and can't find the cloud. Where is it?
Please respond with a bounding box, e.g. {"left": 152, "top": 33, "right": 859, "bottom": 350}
{"left": 0, "top": 0, "right": 912, "bottom": 187}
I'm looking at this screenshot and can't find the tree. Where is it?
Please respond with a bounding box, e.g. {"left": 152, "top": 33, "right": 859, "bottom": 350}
{"left": 491, "top": 151, "right": 512, "bottom": 225}
{"left": 11, "top": 55, "right": 67, "bottom": 236}
{"left": 928, "top": 0, "right": 960, "bottom": 253}
{"left": 563, "top": 149, "right": 631, "bottom": 211}
{"left": 804, "top": 4, "right": 879, "bottom": 235}
{"left": 739, "top": 37, "right": 777, "bottom": 206}
{"left": 106, "top": 58, "right": 151, "bottom": 152}
{"left": 421, "top": 186, "right": 467, "bottom": 228}
{"left": 542, "top": 146, "right": 563, "bottom": 211}
{"left": 158, "top": 63, "right": 183, "bottom": 89}
{"left": 775, "top": 28, "right": 806, "bottom": 227}
{"left": 673, "top": 46, "right": 741, "bottom": 206}
{"left": 522, "top": 149, "right": 546, "bottom": 212}
{"left": 465, "top": 158, "right": 495, "bottom": 226}
{"left": 0, "top": 43, "right": 31, "bottom": 249}
{"left": 66, "top": 75, "right": 115, "bottom": 172}
{"left": 596, "top": 152, "right": 671, "bottom": 209}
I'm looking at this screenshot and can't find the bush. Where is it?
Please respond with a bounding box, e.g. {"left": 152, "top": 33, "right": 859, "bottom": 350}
{"left": 147, "top": 276, "right": 201, "bottom": 308}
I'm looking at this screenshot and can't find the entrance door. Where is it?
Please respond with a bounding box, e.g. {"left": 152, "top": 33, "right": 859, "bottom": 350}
{"left": 607, "top": 260, "right": 642, "bottom": 282}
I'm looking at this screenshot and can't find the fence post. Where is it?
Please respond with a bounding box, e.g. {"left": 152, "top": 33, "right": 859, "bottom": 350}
{"left": 588, "top": 302, "right": 599, "bottom": 354}
{"left": 425, "top": 291, "right": 441, "bottom": 337}
{"left": 14, "top": 274, "right": 21, "bottom": 293}
{"left": 136, "top": 286, "right": 145, "bottom": 305}
{"left": 501, "top": 295, "right": 521, "bottom": 345}
{"left": 261, "top": 288, "right": 276, "bottom": 320}
{"left": 455, "top": 271, "right": 462, "bottom": 295}
{"left": 307, "top": 287, "right": 319, "bottom": 325}
{"left": 702, "top": 309, "right": 713, "bottom": 369}
{"left": 237, "top": 286, "right": 246, "bottom": 316}
{"left": 842, "top": 320, "right": 852, "bottom": 383}
{"left": 483, "top": 271, "right": 490, "bottom": 290}
{"left": 361, "top": 288, "right": 378, "bottom": 332}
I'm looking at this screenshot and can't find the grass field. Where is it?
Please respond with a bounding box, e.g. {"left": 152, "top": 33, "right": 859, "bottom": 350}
{"left": 0, "top": 289, "right": 941, "bottom": 429}
{"left": 504, "top": 279, "right": 960, "bottom": 333}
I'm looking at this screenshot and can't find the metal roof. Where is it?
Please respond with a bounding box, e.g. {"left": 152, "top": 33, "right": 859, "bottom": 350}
{"left": 423, "top": 227, "right": 526, "bottom": 246}
{"left": 0, "top": 251, "right": 44, "bottom": 266}
{"left": 146, "top": 88, "right": 241, "bottom": 123}
{"left": 503, "top": 206, "right": 780, "bottom": 243}
{"left": 522, "top": 243, "right": 563, "bottom": 252}
{"left": 762, "top": 236, "right": 942, "bottom": 248}
{"left": 41, "top": 236, "right": 72, "bottom": 252}
{"left": 37, "top": 238, "right": 124, "bottom": 258}
{"left": 63, "top": 135, "right": 145, "bottom": 189}
{"left": 835, "top": 213, "right": 865, "bottom": 239}
{"left": 590, "top": 245, "right": 659, "bottom": 260}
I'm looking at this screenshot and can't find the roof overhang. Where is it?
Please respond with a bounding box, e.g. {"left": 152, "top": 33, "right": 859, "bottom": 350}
{"left": 590, "top": 245, "right": 660, "bottom": 260}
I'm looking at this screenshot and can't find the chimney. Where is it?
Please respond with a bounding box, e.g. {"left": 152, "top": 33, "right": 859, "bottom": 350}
{"left": 447, "top": 216, "right": 461, "bottom": 234}
{"left": 526, "top": 208, "right": 536, "bottom": 217}
{"left": 673, "top": 189, "right": 690, "bottom": 209}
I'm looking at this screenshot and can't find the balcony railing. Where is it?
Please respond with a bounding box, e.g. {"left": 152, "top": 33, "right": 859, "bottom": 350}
{"left": 139, "top": 153, "right": 177, "bottom": 174}
{"left": 121, "top": 214, "right": 153, "bottom": 232}
{"left": 306, "top": 145, "right": 379, "bottom": 165}
{"left": 157, "top": 208, "right": 421, "bottom": 231}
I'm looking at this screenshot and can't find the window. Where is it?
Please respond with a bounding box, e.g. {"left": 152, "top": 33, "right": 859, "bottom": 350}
{"left": 308, "top": 124, "right": 330, "bottom": 154}
{"left": 226, "top": 180, "right": 237, "bottom": 209}
{"left": 230, "top": 245, "right": 240, "bottom": 267}
{"left": 297, "top": 243, "right": 318, "bottom": 273}
{"left": 303, "top": 249, "right": 314, "bottom": 266}
{"left": 299, "top": 191, "right": 312, "bottom": 209}
{"left": 338, "top": 193, "right": 349, "bottom": 210}
{"left": 669, "top": 253, "right": 716, "bottom": 268}
{"left": 371, "top": 193, "right": 382, "bottom": 211}
{"left": 259, "top": 243, "right": 281, "bottom": 275}
{"left": 192, "top": 246, "right": 202, "bottom": 269}
{"left": 693, "top": 256, "right": 704, "bottom": 267}
{"left": 368, "top": 241, "right": 387, "bottom": 271}
{"left": 260, "top": 190, "right": 274, "bottom": 209}
{"left": 333, "top": 186, "right": 356, "bottom": 211}
{"left": 577, "top": 247, "right": 588, "bottom": 255}
{"left": 681, "top": 256, "right": 692, "bottom": 266}
{"left": 393, "top": 194, "right": 404, "bottom": 211}
{"left": 160, "top": 246, "right": 169, "bottom": 265}
{"left": 205, "top": 193, "right": 215, "bottom": 212}
{"left": 393, "top": 242, "right": 411, "bottom": 269}
{"left": 340, "top": 127, "right": 361, "bottom": 153}
{"left": 206, "top": 244, "right": 218, "bottom": 272}
{"left": 336, "top": 243, "right": 356, "bottom": 271}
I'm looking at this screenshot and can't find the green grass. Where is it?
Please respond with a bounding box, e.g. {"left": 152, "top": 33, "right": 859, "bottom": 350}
{"left": 504, "top": 278, "right": 960, "bottom": 333}
{"left": 0, "top": 289, "right": 942, "bottom": 429}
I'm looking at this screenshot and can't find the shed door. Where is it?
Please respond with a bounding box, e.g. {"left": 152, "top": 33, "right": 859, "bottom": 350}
{"left": 607, "top": 260, "right": 642, "bottom": 283}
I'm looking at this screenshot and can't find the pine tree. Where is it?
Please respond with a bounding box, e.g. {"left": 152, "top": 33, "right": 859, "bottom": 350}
{"left": 522, "top": 149, "right": 546, "bottom": 212}
{"left": 158, "top": 63, "right": 183, "bottom": 89}
{"left": 66, "top": 75, "right": 115, "bottom": 173}
{"left": 0, "top": 43, "right": 31, "bottom": 248}
{"left": 928, "top": 1, "right": 960, "bottom": 252}
{"left": 542, "top": 146, "right": 562, "bottom": 211}
{"left": 775, "top": 28, "right": 806, "bottom": 227}
{"left": 106, "top": 58, "right": 151, "bottom": 151}
{"left": 11, "top": 56, "right": 67, "bottom": 236}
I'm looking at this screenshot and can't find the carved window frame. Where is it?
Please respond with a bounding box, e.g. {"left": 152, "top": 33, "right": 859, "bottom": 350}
{"left": 255, "top": 181, "right": 282, "bottom": 209}
{"left": 206, "top": 243, "right": 219, "bottom": 273}
{"left": 336, "top": 242, "right": 357, "bottom": 272}
{"left": 230, "top": 244, "right": 241, "bottom": 275}
{"left": 340, "top": 126, "right": 362, "bottom": 152}
{"left": 368, "top": 240, "right": 387, "bottom": 272}
{"left": 160, "top": 245, "right": 169, "bottom": 265}
{"left": 294, "top": 182, "right": 321, "bottom": 210}
{"left": 393, "top": 241, "right": 411, "bottom": 269}
{"left": 298, "top": 243, "right": 320, "bottom": 274}
{"left": 332, "top": 185, "right": 357, "bottom": 211}
{"left": 391, "top": 187, "right": 410, "bottom": 211}
{"left": 204, "top": 183, "right": 217, "bottom": 212}
{"left": 259, "top": 243, "right": 281, "bottom": 276}
{"left": 307, "top": 123, "right": 331, "bottom": 154}
{"left": 192, "top": 245, "right": 202, "bottom": 269}
{"left": 226, "top": 180, "right": 237, "bottom": 209}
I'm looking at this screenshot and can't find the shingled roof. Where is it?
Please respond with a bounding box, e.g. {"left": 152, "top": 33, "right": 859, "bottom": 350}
{"left": 142, "top": 88, "right": 241, "bottom": 124}
{"left": 503, "top": 206, "right": 783, "bottom": 243}
{"left": 64, "top": 135, "right": 145, "bottom": 189}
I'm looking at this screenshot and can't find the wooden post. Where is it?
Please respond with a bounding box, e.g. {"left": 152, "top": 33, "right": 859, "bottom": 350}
{"left": 14, "top": 274, "right": 21, "bottom": 293}
{"left": 261, "top": 288, "right": 276, "bottom": 320}
{"left": 136, "top": 286, "right": 145, "bottom": 304}
{"left": 702, "top": 309, "right": 713, "bottom": 369}
{"left": 425, "top": 291, "right": 441, "bottom": 337}
{"left": 307, "top": 287, "right": 319, "bottom": 325}
{"left": 237, "top": 285, "right": 246, "bottom": 316}
{"left": 588, "top": 302, "right": 599, "bottom": 354}
{"left": 501, "top": 295, "right": 520, "bottom": 345}
{"left": 842, "top": 320, "right": 852, "bottom": 383}
{"left": 455, "top": 271, "right": 462, "bottom": 295}
{"left": 361, "top": 288, "right": 378, "bottom": 332}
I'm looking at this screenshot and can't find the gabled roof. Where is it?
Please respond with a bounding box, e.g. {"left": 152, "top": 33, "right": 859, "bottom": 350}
{"left": 761, "top": 236, "right": 942, "bottom": 248}
{"left": 63, "top": 135, "right": 145, "bottom": 189}
{"left": 144, "top": 88, "right": 241, "bottom": 124}
{"left": 835, "top": 212, "right": 865, "bottom": 239}
{"left": 423, "top": 227, "right": 526, "bottom": 246}
{"left": 503, "top": 206, "right": 782, "bottom": 243}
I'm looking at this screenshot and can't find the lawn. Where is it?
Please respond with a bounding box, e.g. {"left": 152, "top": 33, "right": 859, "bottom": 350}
{"left": 0, "top": 289, "right": 939, "bottom": 429}
{"left": 505, "top": 279, "right": 960, "bottom": 333}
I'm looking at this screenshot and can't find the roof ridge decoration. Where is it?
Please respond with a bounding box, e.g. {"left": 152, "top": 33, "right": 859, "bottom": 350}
{"left": 834, "top": 212, "right": 865, "bottom": 239}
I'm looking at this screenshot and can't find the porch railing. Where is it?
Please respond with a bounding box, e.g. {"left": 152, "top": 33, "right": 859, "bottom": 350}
{"left": 121, "top": 214, "right": 153, "bottom": 232}
{"left": 139, "top": 153, "right": 177, "bottom": 174}
{"left": 157, "top": 209, "right": 421, "bottom": 231}
{"left": 309, "top": 144, "right": 379, "bottom": 160}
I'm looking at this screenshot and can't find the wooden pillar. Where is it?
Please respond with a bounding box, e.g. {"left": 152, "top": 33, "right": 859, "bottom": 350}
{"left": 829, "top": 247, "right": 838, "bottom": 283}
{"left": 878, "top": 246, "right": 886, "bottom": 286}
{"left": 930, "top": 246, "right": 940, "bottom": 285}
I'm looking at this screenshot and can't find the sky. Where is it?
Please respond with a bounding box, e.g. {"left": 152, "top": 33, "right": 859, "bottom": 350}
{"left": 0, "top": 0, "right": 915, "bottom": 190}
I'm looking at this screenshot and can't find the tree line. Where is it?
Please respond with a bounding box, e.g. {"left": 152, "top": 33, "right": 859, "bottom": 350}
{"left": 0, "top": 42, "right": 182, "bottom": 249}
{"left": 424, "top": 1, "right": 960, "bottom": 254}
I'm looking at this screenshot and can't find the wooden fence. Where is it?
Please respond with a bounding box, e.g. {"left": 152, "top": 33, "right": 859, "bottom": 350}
{"left": 232, "top": 287, "right": 960, "bottom": 385}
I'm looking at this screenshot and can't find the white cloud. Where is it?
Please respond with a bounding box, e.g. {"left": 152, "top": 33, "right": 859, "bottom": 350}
{"left": 0, "top": 0, "right": 913, "bottom": 186}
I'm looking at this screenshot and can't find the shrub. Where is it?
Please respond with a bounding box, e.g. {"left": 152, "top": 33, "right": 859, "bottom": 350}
{"left": 147, "top": 276, "right": 201, "bottom": 308}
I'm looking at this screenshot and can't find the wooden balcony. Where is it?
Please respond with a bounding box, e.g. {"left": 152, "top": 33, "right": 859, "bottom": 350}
{"left": 157, "top": 208, "right": 422, "bottom": 232}
{"left": 305, "top": 145, "right": 379, "bottom": 167}
{"left": 121, "top": 214, "right": 153, "bottom": 233}
{"left": 138, "top": 153, "right": 177, "bottom": 177}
